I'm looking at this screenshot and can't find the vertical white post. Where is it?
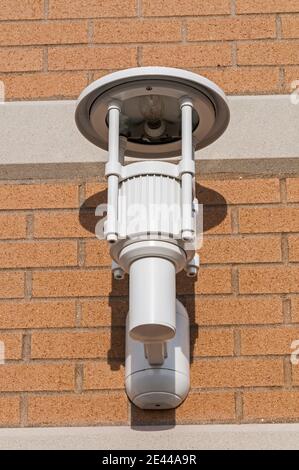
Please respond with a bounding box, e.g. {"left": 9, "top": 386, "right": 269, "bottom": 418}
{"left": 105, "top": 101, "right": 121, "bottom": 243}
{"left": 180, "top": 97, "right": 194, "bottom": 241}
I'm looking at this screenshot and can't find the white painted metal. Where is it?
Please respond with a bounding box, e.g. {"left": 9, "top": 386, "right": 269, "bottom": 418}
{"left": 125, "top": 300, "right": 190, "bottom": 410}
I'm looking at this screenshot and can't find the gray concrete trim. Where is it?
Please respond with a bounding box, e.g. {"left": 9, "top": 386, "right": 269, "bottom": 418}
{"left": 0, "top": 424, "right": 298, "bottom": 450}
{"left": 0, "top": 95, "right": 298, "bottom": 178}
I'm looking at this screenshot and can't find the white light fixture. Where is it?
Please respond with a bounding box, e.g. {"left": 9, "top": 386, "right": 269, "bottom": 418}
{"left": 76, "top": 67, "right": 230, "bottom": 410}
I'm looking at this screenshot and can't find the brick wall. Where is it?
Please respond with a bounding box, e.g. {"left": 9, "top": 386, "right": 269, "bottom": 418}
{"left": 0, "top": 175, "right": 299, "bottom": 426}
{"left": 0, "top": 0, "right": 299, "bottom": 99}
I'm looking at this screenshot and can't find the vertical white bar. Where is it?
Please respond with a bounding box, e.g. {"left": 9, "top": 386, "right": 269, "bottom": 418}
{"left": 180, "top": 98, "right": 194, "bottom": 241}
{"left": 106, "top": 102, "right": 121, "bottom": 243}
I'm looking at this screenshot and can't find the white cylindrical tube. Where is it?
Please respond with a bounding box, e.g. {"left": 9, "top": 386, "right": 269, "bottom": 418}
{"left": 129, "top": 257, "right": 176, "bottom": 342}
{"left": 106, "top": 102, "right": 120, "bottom": 242}
{"left": 180, "top": 98, "right": 194, "bottom": 241}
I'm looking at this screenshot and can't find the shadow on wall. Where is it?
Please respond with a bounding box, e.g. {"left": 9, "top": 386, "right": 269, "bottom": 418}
{"left": 79, "top": 181, "right": 227, "bottom": 429}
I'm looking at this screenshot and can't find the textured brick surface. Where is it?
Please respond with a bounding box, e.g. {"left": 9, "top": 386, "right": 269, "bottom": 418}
{"left": 0, "top": 333, "right": 22, "bottom": 360}
{"left": 281, "top": 15, "right": 299, "bottom": 38}
{"left": 34, "top": 211, "right": 94, "bottom": 238}
{"left": 239, "top": 266, "right": 299, "bottom": 294}
{"left": 287, "top": 178, "right": 299, "bottom": 202}
{"left": 291, "top": 297, "right": 299, "bottom": 322}
{"left": 142, "top": 44, "right": 232, "bottom": 67}
{"left": 84, "top": 240, "right": 111, "bottom": 266}
{"left": 237, "top": 41, "right": 299, "bottom": 65}
{"left": 189, "top": 297, "right": 283, "bottom": 325}
{"left": 0, "top": 214, "right": 27, "bottom": 239}
{"left": 0, "top": 364, "right": 75, "bottom": 392}
{"left": 0, "top": 0, "right": 43, "bottom": 20}
{"left": 0, "top": 272, "right": 24, "bottom": 298}
{"left": 236, "top": 1, "right": 299, "bottom": 14}
{"left": 240, "top": 327, "right": 299, "bottom": 355}
{"left": 191, "top": 358, "right": 284, "bottom": 388}
{"left": 0, "top": 301, "right": 76, "bottom": 329}
{"left": 0, "top": 184, "right": 78, "bottom": 209}
{"left": 177, "top": 267, "right": 232, "bottom": 295}
{"left": 193, "top": 329, "right": 234, "bottom": 357}
{"left": 0, "top": 241, "right": 77, "bottom": 268}
{"left": 142, "top": 0, "right": 231, "bottom": 16}
{"left": 200, "top": 235, "right": 281, "bottom": 264}
{"left": 243, "top": 391, "right": 299, "bottom": 420}
{"left": 187, "top": 16, "right": 275, "bottom": 41}
{"left": 93, "top": 19, "right": 182, "bottom": 43}
{"left": 81, "top": 299, "right": 128, "bottom": 327}
{"left": 289, "top": 236, "right": 299, "bottom": 262}
{"left": 239, "top": 207, "right": 299, "bottom": 233}
{"left": 83, "top": 362, "right": 124, "bottom": 390}
{"left": 0, "top": 397, "right": 20, "bottom": 426}
{"left": 28, "top": 392, "right": 128, "bottom": 425}
{"left": 0, "top": 47, "right": 43, "bottom": 72}
{"left": 48, "top": 0, "right": 137, "bottom": 19}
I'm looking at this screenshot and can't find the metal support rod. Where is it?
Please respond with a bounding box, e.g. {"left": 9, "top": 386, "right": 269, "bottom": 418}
{"left": 180, "top": 98, "right": 194, "bottom": 241}
{"left": 105, "top": 101, "right": 121, "bottom": 243}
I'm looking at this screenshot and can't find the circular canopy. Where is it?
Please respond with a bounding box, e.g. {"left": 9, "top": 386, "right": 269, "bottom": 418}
{"left": 75, "top": 67, "right": 230, "bottom": 160}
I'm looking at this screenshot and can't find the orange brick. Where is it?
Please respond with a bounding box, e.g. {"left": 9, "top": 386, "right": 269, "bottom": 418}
{"left": 198, "top": 178, "right": 280, "bottom": 205}
{"left": 31, "top": 330, "right": 124, "bottom": 359}
{"left": 48, "top": 45, "right": 137, "bottom": 71}
{"left": 291, "top": 297, "right": 299, "bottom": 322}
{"left": 0, "top": 364, "right": 75, "bottom": 392}
{"left": 0, "top": 183, "right": 78, "bottom": 210}
{"left": 193, "top": 328, "right": 234, "bottom": 357}
{"left": 287, "top": 178, "right": 299, "bottom": 202}
{"left": 241, "top": 326, "right": 299, "bottom": 355}
{"left": 0, "top": 47, "right": 43, "bottom": 72}
{"left": 191, "top": 358, "right": 284, "bottom": 388}
{"left": 142, "top": 44, "right": 232, "bottom": 67}
{"left": 133, "top": 391, "right": 235, "bottom": 425}
{"left": 243, "top": 391, "right": 299, "bottom": 420}
{"left": 188, "top": 297, "right": 283, "bottom": 326}
{"left": 0, "top": 272, "right": 24, "bottom": 298}
{"left": 236, "top": 0, "right": 299, "bottom": 14}
{"left": 34, "top": 211, "right": 95, "bottom": 238}
{"left": 177, "top": 267, "right": 232, "bottom": 295}
{"left": 49, "top": 0, "right": 136, "bottom": 19}
{"left": 93, "top": 19, "right": 181, "bottom": 43}
{"left": 1, "top": 71, "right": 88, "bottom": 100}
{"left": 284, "top": 67, "right": 299, "bottom": 92}
{"left": 200, "top": 235, "right": 281, "bottom": 264}
{"left": 0, "top": 333, "right": 22, "bottom": 360}
{"left": 187, "top": 16, "right": 275, "bottom": 41}
{"left": 197, "top": 66, "right": 280, "bottom": 94}
{"left": 32, "top": 269, "right": 128, "bottom": 297}
{"left": 0, "top": 301, "right": 76, "bottom": 329}
{"left": 292, "top": 364, "right": 299, "bottom": 385}
{"left": 0, "top": 396, "right": 20, "bottom": 426}
{"left": 237, "top": 41, "right": 299, "bottom": 65}
{"left": 83, "top": 362, "right": 124, "bottom": 390}
{"left": 81, "top": 299, "right": 128, "bottom": 327}
{"left": 85, "top": 240, "right": 112, "bottom": 266}
{"left": 281, "top": 14, "right": 299, "bottom": 38}
{"left": 0, "top": 241, "right": 77, "bottom": 268}
{"left": 239, "top": 266, "right": 299, "bottom": 294}
{"left": 28, "top": 392, "right": 128, "bottom": 425}
{"left": 0, "top": 214, "right": 26, "bottom": 239}
{"left": 0, "top": 0, "right": 43, "bottom": 20}
{"left": 177, "top": 391, "right": 235, "bottom": 423}
{"left": 239, "top": 207, "right": 299, "bottom": 233}
{"left": 143, "top": 0, "right": 231, "bottom": 16}
{"left": 203, "top": 207, "right": 232, "bottom": 234}
{"left": 289, "top": 235, "right": 299, "bottom": 261}
{"left": 0, "top": 21, "right": 88, "bottom": 46}
{"left": 85, "top": 182, "right": 107, "bottom": 202}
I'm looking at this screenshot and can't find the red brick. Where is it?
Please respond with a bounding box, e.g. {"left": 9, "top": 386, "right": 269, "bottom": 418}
{"left": 191, "top": 358, "right": 284, "bottom": 388}
{"left": 32, "top": 269, "right": 128, "bottom": 297}
{"left": 81, "top": 299, "right": 128, "bottom": 327}
{"left": 239, "top": 266, "right": 299, "bottom": 294}
{"left": 239, "top": 207, "right": 299, "bottom": 233}
{"left": 0, "top": 183, "right": 78, "bottom": 210}
{"left": 243, "top": 391, "right": 299, "bottom": 420}
{"left": 0, "top": 241, "right": 77, "bottom": 268}
{"left": 48, "top": 46, "right": 137, "bottom": 71}
{"left": 241, "top": 326, "right": 299, "bottom": 355}
{"left": 83, "top": 362, "right": 124, "bottom": 390}
{"left": 177, "top": 267, "right": 232, "bottom": 295}
{"left": 0, "top": 364, "right": 75, "bottom": 392}
{"left": 0, "top": 301, "right": 76, "bottom": 329}
{"left": 28, "top": 392, "right": 128, "bottom": 425}
{"left": 188, "top": 297, "right": 283, "bottom": 326}
{"left": 200, "top": 235, "right": 281, "bottom": 264}
{"left": 31, "top": 330, "right": 124, "bottom": 360}
{"left": 142, "top": 44, "right": 232, "bottom": 67}
{"left": 187, "top": 16, "right": 275, "bottom": 41}
{"left": 34, "top": 211, "right": 95, "bottom": 238}
{"left": 193, "top": 328, "right": 234, "bottom": 357}
{"left": 49, "top": 0, "right": 136, "bottom": 19}
{"left": 85, "top": 240, "right": 112, "bottom": 266}
{"left": 237, "top": 41, "right": 299, "bottom": 66}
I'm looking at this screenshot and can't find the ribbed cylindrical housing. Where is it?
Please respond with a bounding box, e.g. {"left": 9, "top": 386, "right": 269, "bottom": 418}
{"left": 129, "top": 256, "right": 176, "bottom": 342}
